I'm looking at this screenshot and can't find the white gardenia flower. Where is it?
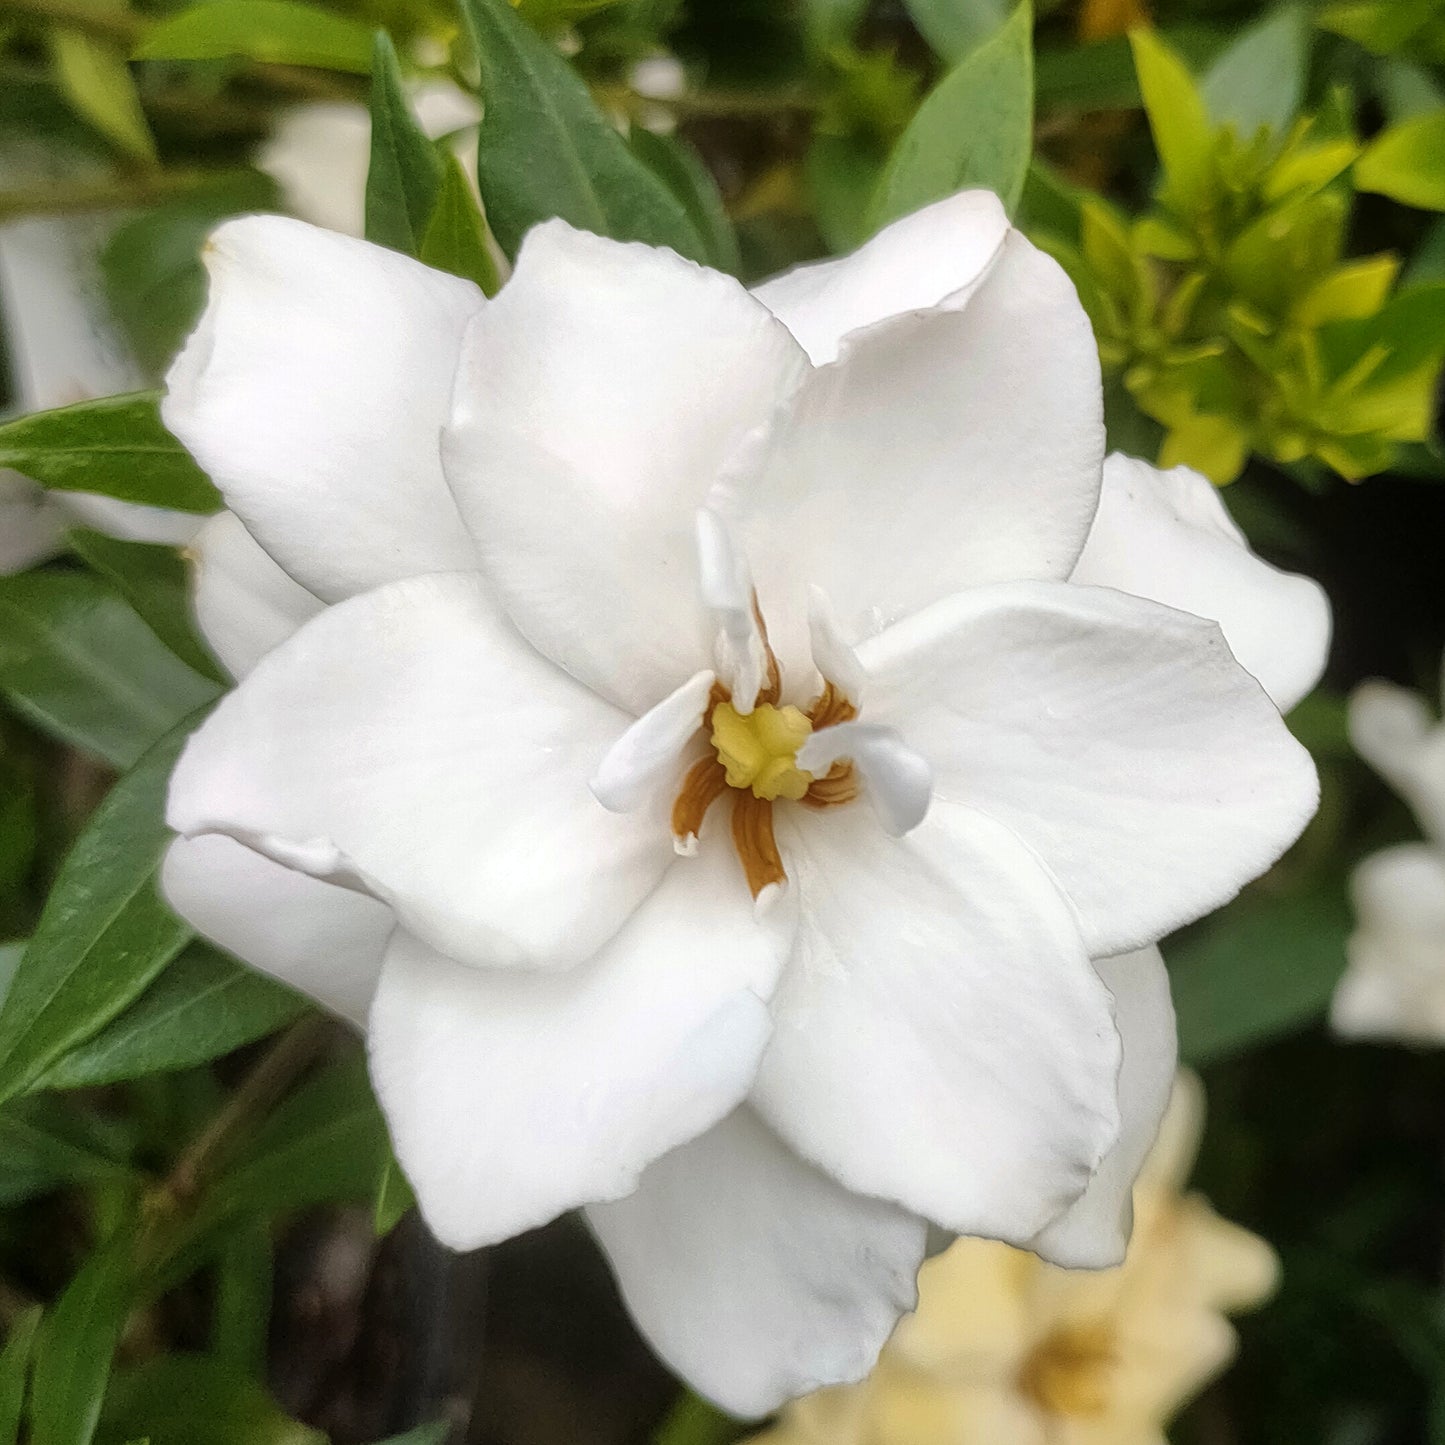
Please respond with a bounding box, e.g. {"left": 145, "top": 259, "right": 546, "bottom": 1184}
{"left": 1334, "top": 662, "right": 1445, "bottom": 1041}
{"left": 159, "top": 191, "right": 1324, "bottom": 1416}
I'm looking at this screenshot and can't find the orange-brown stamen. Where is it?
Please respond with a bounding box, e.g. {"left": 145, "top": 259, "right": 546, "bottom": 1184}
{"left": 671, "top": 755, "right": 728, "bottom": 849}
{"left": 751, "top": 593, "right": 782, "bottom": 706}
{"left": 730, "top": 790, "right": 786, "bottom": 898}
{"left": 801, "top": 682, "right": 860, "bottom": 808}
{"left": 808, "top": 681, "right": 857, "bottom": 730}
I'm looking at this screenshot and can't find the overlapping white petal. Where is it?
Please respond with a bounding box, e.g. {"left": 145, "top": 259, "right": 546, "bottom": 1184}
{"left": 162, "top": 834, "right": 392, "bottom": 1028}
{"left": 1350, "top": 680, "right": 1445, "bottom": 843}
{"left": 442, "top": 221, "right": 807, "bottom": 712}
{"left": 370, "top": 840, "right": 796, "bottom": 1251}
{"left": 1029, "top": 946, "right": 1178, "bottom": 1269}
{"left": 751, "top": 802, "right": 1121, "bottom": 1241}
{"left": 726, "top": 231, "right": 1105, "bottom": 674}
{"left": 1071, "top": 454, "right": 1331, "bottom": 712}
{"left": 857, "top": 581, "right": 1319, "bottom": 957}
{"left": 168, "top": 572, "right": 670, "bottom": 972}
{"left": 163, "top": 216, "right": 483, "bottom": 604}
{"left": 751, "top": 189, "right": 1009, "bottom": 363}
{"left": 188, "top": 510, "right": 322, "bottom": 680}
{"left": 587, "top": 1108, "right": 928, "bottom": 1418}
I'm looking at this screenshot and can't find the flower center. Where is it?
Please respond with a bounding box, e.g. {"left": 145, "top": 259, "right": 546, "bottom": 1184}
{"left": 1016, "top": 1321, "right": 1117, "bottom": 1419}
{"left": 710, "top": 701, "right": 814, "bottom": 801}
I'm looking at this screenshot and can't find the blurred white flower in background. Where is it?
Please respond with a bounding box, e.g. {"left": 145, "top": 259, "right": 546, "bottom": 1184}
{"left": 1333, "top": 661, "right": 1445, "bottom": 1041}
{"left": 155, "top": 191, "right": 1324, "bottom": 1414}
{"left": 749, "top": 1072, "right": 1279, "bottom": 1445}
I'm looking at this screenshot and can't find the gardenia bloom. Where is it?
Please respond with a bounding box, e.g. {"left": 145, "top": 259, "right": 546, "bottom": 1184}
{"left": 1333, "top": 660, "right": 1445, "bottom": 1041}
{"left": 749, "top": 1072, "right": 1279, "bottom": 1445}
{"left": 159, "top": 190, "right": 1323, "bottom": 1414}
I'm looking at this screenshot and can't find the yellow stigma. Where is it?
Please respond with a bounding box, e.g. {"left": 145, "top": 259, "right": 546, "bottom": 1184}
{"left": 1017, "top": 1322, "right": 1117, "bottom": 1419}
{"left": 710, "top": 701, "right": 814, "bottom": 802}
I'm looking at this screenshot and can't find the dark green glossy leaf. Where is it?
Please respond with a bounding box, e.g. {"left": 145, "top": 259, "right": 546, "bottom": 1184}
{"left": 0, "top": 718, "right": 202, "bottom": 1106}
{"left": 462, "top": 0, "right": 707, "bottom": 260}
{"left": 0, "top": 570, "right": 218, "bottom": 769}
{"left": 0, "top": 1095, "right": 136, "bottom": 1205}
{"left": 98, "top": 1355, "right": 323, "bottom": 1445}
{"left": 0, "top": 394, "right": 219, "bottom": 514}
{"left": 135, "top": 0, "right": 374, "bottom": 73}
{"left": 629, "top": 128, "right": 740, "bottom": 274}
{"left": 212, "top": 1226, "right": 272, "bottom": 1375}
{"left": 69, "top": 530, "right": 224, "bottom": 683}
{"left": 30, "top": 1230, "right": 136, "bottom": 1445}
{"left": 0, "top": 1306, "right": 42, "bottom": 1445}
{"left": 806, "top": 135, "right": 886, "bottom": 254}
{"left": 365, "top": 31, "right": 443, "bottom": 256}
{"left": 869, "top": 0, "right": 1033, "bottom": 230}
{"left": 35, "top": 946, "right": 304, "bottom": 1092}
{"left": 418, "top": 153, "right": 501, "bottom": 293}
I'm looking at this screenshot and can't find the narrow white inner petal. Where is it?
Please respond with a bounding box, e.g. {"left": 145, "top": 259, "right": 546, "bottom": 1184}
{"left": 807, "top": 583, "right": 865, "bottom": 700}
{"left": 590, "top": 669, "right": 717, "bottom": 813}
{"left": 696, "top": 506, "right": 767, "bottom": 714}
{"left": 797, "top": 722, "right": 933, "bottom": 837}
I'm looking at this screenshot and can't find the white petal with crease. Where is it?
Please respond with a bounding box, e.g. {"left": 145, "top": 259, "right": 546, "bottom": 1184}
{"left": 168, "top": 572, "right": 670, "bottom": 972}
{"left": 370, "top": 840, "right": 796, "bottom": 1250}
{"left": 164, "top": 216, "right": 483, "bottom": 603}
{"left": 858, "top": 581, "right": 1319, "bottom": 957}
{"left": 587, "top": 1108, "right": 928, "bottom": 1418}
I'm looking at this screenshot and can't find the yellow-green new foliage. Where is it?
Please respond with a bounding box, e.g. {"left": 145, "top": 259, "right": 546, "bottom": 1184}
{"left": 1033, "top": 26, "right": 1445, "bottom": 485}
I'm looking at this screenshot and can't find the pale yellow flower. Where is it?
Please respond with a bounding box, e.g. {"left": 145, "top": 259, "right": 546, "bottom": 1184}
{"left": 751, "top": 1073, "right": 1277, "bottom": 1445}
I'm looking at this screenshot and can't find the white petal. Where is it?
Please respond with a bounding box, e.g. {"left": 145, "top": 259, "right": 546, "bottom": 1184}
{"left": 859, "top": 581, "right": 1319, "bottom": 957}
{"left": 807, "top": 585, "right": 864, "bottom": 700}
{"left": 58, "top": 493, "right": 203, "bottom": 547}
{"left": 161, "top": 834, "right": 391, "bottom": 1028}
{"left": 168, "top": 572, "right": 670, "bottom": 972}
{"left": 586, "top": 1108, "right": 928, "bottom": 1417}
{"left": 1350, "top": 680, "right": 1445, "bottom": 843}
{"left": 591, "top": 668, "right": 715, "bottom": 813}
{"left": 163, "top": 216, "right": 483, "bottom": 604}
{"left": 0, "top": 471, "right": 64, "bottom": 574}
{"left": 188, "top": 511, "right": 323, "bottom": 680}
{"left": 1028, "top": 946, "right": 1178, "bottom": 1268}
{"left": 752, "top": 801, "right": 1121, "bottom": 1241}
{"left": 370, "top": 842, "right": 796, "bottom": 1249}
{"left": 751, "top": 190, "right": 1009, "bottom": 363}
{"left": 696, "top": 507, "right": 769, "bottom": 713}
{"left": 441, "top": 220, "right": 807, "bottom": 713}
{"left": 795, "top": 722, "right": 932, "bottom": 837}
{"left": 1070, "top": 454, "right": 1331, "bottom": 712}
{"left": 729, "top": 230, "right": 1104, "bottom": 675}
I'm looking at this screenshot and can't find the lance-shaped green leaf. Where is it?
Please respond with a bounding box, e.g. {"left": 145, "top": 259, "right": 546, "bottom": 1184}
{"left": 629, "top": 129, "right": 741, "bottom": 274}
{"left": 0, "top": 1094, "right": 138, "bottom": 1206}
{"left": 0, "top": 1306, "right": 41, "bottom": 1445}
{"left": 135, "top": 0, "right": 374, "bottom": 73}
{"left": 1128, "top": 26, "right": 1216, "bottom": 214}
{"left": 461, "top": 0, "right": 708, "bottom": 261}
{"left": 869, "top": 0, "right": 1033, "bottom": 229}
{"left": 1356, "top": 111, "right": 1445, "bottom": 212}
{"left": 30, "top": 1230, "right": 137, "bottom": 1445}
{"left": 69, "top": 530, "right": 224, "bottom": 683}
{"left": 418, "top": 154, "right": 501, "bottom": 294}
{"left": 1201, "top": 3, "right": 1309, "bottom": 139}
{"left": 51, "top": 30, "right": 156, "bottom": 164}
{"left": 365, "top": 31, "right": 443, "bottom": 256}
{"left": 0, "top": 571, "right": 219, "bottom": 769}
{"left": 0, "top": 393, "right": 219, "bottom": 514}
{"left": 904, "top": 0, "right": 1010, "bottom": 62}
{"left": 35, "top": 946, "right": 305, "bottom": 1092}
{"left": 0, "top": 718, "right": 202, "bottom": 1106}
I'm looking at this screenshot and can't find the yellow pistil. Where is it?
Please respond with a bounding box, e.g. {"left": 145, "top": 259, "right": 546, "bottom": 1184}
{"left": 710, "top": 700, "right": 815, "bottom": 802}
{"left": 1016, "top": 1321, "right": 1117, "bottom": 1418}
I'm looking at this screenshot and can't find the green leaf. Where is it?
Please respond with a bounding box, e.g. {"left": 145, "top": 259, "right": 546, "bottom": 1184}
{"left": 199, "top": 1057, "right": 389, "bottom": 1225}
{"left": 903, "top": 0, "right": 1009, "bottom": 63}
{"left": 30, "top": 1231, "right": 137, "bottom": 1445}
{"left": 135, "top": 0, "right": 373, "bottom": 73}
{"left": 0, "top": 571, "right": 219, "bottom": 769}
{"left": 100, "top": 173, "right": 280, "bottom": 378}
{"left": 1128, "top": 27, "right": 1216, "bottom": 213}
{"left": 0, "top": 1306, "right": 42, "bottom": 1445}
{"left": 629, "top": 129, "right": 740, "bottom": 274}
{"left": 0, "top": 393, "right": 219, "bottom": 514}
{"left": 802, "top": 0, "right": 868, "bottom": 52}
{"left": 1201, "top": 3, "right": 1309, "bottom": 138}
{"left": 1168, "top": 878, "right": 1350, "bottom": 1066}
{"left": 0, "top": 718, "right": 202, "bottom": 1106}
{"left": 373, "top": 1152, "right": 415, "bottom": 1236}
{"left": 0, "top": 1095, "right": 137, "bottom": 1205}
{"left": 51, "top": 30, "right": 156, "bottom": 164}
{"left": 35, "top": 946, "right": 304, "bottom": 1092}
{"left": 69, "top": 531, "right": 224, "bottom": 683}
{"left": 365, "top": 31, "right": 444, "bottom": 256}
{"left": 418, "top": 154, "right": 501, "bottom": 294}
{"left": 461, "top": 0, "right": 707, "bottom": 260}
{"left": 212, "top": 1226, "right": 272, "bottom": 1376}
{"left": 807, "top": 134, "right": 886, "bottom": 254}
{"left": 652, "top": 1391, "right": 737, "bottom": 1445}
{"left": 98, "top": 1355, "right": 323, "bottom": 1445}
{"left": 868, "top": 0, "right": 1033, "bottom": 230}
{"left": 1356, "top": 111, "right": 1445, "bottom": 211}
